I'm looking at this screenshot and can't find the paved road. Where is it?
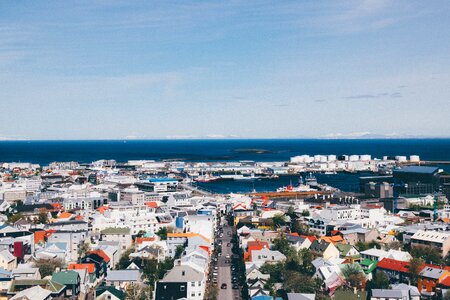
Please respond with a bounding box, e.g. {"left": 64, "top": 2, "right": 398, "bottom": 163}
{"left": 218, "top": 221, "right": 240, "bottom": 300}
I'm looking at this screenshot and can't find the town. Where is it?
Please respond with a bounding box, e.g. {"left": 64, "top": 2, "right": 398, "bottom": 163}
{"left": 0, "top": 155, "right": 449, "bottom": 300}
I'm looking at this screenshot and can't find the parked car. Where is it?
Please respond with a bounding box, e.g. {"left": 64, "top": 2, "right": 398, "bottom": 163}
{"left": 221, "top": 283, "right": 227, "bottom": 289}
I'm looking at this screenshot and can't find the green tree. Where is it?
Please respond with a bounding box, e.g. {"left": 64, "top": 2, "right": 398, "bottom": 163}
{"left": 142, "top": 258, "right": 158, "bottom": 284}
{"left": 298, "top": 248, "right": 314, "bottom": 275}
{"left": 37, "top": 211, "right": 49, "bottom": 224}
{"left": 342, "top": 264, "right": 364, "bottom": 288}
{"left": 272, "top": 214, "right": 286, "bottom": 229}
{"left": 408, "top": 257, "right": 425, "bottom": 285}
{"left": 366, "top": 271, "right": 390, "bottom": 290}
{"left": 77, "top": 241, "right": 90, "bottom": 262}
{"left": 411, "top": 246, "right": 442, "bottom": 264}
{"left": 272, "top": 235, "right": 295, "bottom": 257}
{"left": 205, "top": 285, "right": 219, "bottom": 300}
{"left": 34, "top": 259, "right": 64, "bottom": 277}
{"left": 260, "top": 262, "right": 284, "bottom": 283}
{"left": 301, "top": 209, "right": 310, "bottom": 217}
{"left": 7, "top": 213, "right": 23, "bottom": 224}
{"left": 283, "top": 270, "right": 322, "bottom": 293}
{"left": 156, "top": 227, "right": 168, "bottom": 240}
{"left": 116, "top": 247, "right": 134, "bottom": 269}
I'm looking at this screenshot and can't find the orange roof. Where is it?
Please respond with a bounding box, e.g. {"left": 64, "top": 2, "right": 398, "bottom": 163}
{"left": 89, "top": 250, "right": 110, "bottom": 263}
{"left": 136, "top": 237, "right": 156, "bottom": 245}
{"left": 51, "top": 203, "right": 62, "bottom": 210}
{"left": 320, "top": 235, "right": 345, "bottom": 245}
{"left": 34, "top": 231, "right": 46, "bottom": 244}
{"left": 75, "top": 215, "right": 83, "bottom": 220}
{"left": 58, "top": 212, "right": 73, "bottom": 219}
{"left": 145, "top": 201, "right": 158, "bottom": 208}
{"left": 97, "top": 206, "right": 109, "bottom": 214}
{"left": 68, "top": 263, "right": 95, "bottom": 274}
{"left": 167, "top": 232, "right": 210, "bottom": 243}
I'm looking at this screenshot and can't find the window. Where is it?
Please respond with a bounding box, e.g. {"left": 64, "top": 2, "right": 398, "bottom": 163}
{"left": 191, "top": 282, "right": 195, "bottom": 287}
{"left": 180, "top": 286, "right": 185, "bottom": 291}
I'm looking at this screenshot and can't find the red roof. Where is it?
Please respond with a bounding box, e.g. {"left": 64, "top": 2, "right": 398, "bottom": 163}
{"left": 68, "top": 263, "right": 95, "bottom": 274}
{"left": 377, "top": 258, "right": 410, "bottom": 273}
{"left": 135, "top": 237, "right": 156, "bottom": 244}
{"left": 89, "top": 250, "right": 110, "bottom": 263}
{"left": 440, "top": 276, "right": 450, "bottom": 287}
{"left": 247, "top": 240, "right": 269, "bottom": 261}
{"left": 145, "top": 201, "right": 158, "bottom": 208}
{"left": 300, "top": 235, "right": 317, "bottom": 243}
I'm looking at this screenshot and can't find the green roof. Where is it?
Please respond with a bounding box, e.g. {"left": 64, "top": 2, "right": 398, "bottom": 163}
{"left": 8, "top": 279, "right": 65, "bottom": 294}
{"left": 96, "top": 286, "right": 126, "bottom": 300}
{"left": 359, "top": 259, "right": 378, "bottom": 274}
{"left": 52, "top": 270, "right": 80, "bottom": 285}
{"left": 101, "top": 227, "right": 131, "bottom": 235}
{"left": 335, "top": 243, "right": 359, "bottom": 257}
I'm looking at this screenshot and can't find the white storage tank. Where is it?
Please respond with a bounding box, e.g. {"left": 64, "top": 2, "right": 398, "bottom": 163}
{"left": 349, "top": 155, "right": 360, "bottom": 161}
{"left": 360, "top": 155, "right": 371, "bottom": 161}
{"left": 396, "top": 156, "right": 407, "bottom": 162}
{"left": 327, "top": 155, "right": 337, "bottom": 162}
{"left": 410, "top": 155, "right": 420, "bottom": 162}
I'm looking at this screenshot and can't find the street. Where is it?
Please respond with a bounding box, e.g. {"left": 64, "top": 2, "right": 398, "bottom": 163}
{"left": 217, "top": 219, "right": 240, "bottom": 300}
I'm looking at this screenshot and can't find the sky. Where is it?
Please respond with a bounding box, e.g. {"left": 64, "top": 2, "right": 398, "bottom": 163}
{"left": 0, "top": 0, "right": 450, "bottom": 140}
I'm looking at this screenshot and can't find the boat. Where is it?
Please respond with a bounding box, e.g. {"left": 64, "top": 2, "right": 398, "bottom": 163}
{"left": 194, "top": 171, "right": 220, "bottom": 183}
{"left": 324, "top": 171, "right": 337, "bottom": 175}
{"left": 305, "top": 173, "right": 318, "bottom": 187}
{"left": 276, "top": 175, "right": 316, "bottom": 192}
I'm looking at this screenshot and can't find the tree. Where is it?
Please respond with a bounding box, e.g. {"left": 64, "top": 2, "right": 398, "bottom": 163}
{"left": 205, "top": 285, "right": 219, "bottom": 300}
{"left": 272, "top": 235, "right": 295, "bottom": 257}
{"left": 298, "top": 248, "right": 314, "bottom": 275}
{"left": 174, "top": 245, "right": 185, "bottom": 259}
{"left": 37, "top": 211, "right": 49, "bottom": 224}
{"left": 272, "top": 214, "right": 286, "bottom": 229}
{"left": 34, "top": 259, "right": 64, "bottom": 277}
{"left": 125, "top": 283, "right": 141, "bottom": 299}
{"left": 409, "top": 257, "right": 425, "bottom": 285}
{"left": 156, "top": 227, "right": 168, "bottom": 240}
{"left": 77, "top": 241, "right": 90, "bottom": 262}
{"left": 260, "top": 262, "right": 284, "bottom": 283}
{"left": 411, "top": 245, "right": 442, "bottom": 264}
{"left": 342, "top": 264, "right": 364, "bottom": 288}
{"left": 291, "top": 220, "right": 311, "bottom": 236}
{"left": 142, "top": 258, "right": 158, "bottom": 284}
{"left": 301, "top": 209, "right": 310, "bottom": 217}
{"left": 366, "top": 271, "right": 390, "bottom": 290}
{"left": 116, "top": 247, "right": 134, "bottom": 269}
{"left": 283, "top": 270, "right": 322, "bottom": 293}
{"left": 287, "top": 206, "right": 297, "bottom": 219}
{"left": 385, "top": 240, "right": 402, "bottom": 251}
{"left": 7, "top": 213, "right": 23, "bottom": 224}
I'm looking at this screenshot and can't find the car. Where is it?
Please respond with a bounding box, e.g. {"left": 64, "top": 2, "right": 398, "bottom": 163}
{"left": 225, "top": 259, "right": 230, "bottom": 264}
{"left": 213, "top": 272, "right": 218, "bottom": 276}
{"left": 231, "top": 266, "right": 236, "bottom": 270}
{"left": 227, "top": 243, "right": 231, "bottom": 247}
{"left": 221, "top": 283, "right": 227, "bottom": 289}
{"left": 214, "top": 266, "right": 218, "bottom": 270}
{"left": 232, "top": 284, "right": 239, "bottom": 289}
{"left": 225, "top": 254, "right": 230, "bottom": 259}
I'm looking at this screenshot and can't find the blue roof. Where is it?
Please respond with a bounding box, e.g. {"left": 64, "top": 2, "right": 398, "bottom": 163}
{"left": 394, "top": 166, "right": 439, "bottom": 174}
{"left": 148, "top": 178, "right": 177, "bottom": 183}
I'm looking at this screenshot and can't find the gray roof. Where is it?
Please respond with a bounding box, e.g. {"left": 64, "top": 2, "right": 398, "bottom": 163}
{"left": 420, "top": 267, "right": 447, "bottom": 279}
{"left": 393, "top": 166, "right": 439, "bottom": 174}
{"left": 372, "top": 289, "right": 409, "bottom": 299}
{"left": 391, "top": 283, "right": 420, "bottom": 297}
{"left": 287, "top": 293, "right": 315, "bottom": 300}
{"left": 106, "top": 270, "right": 141, "bottom": 282}
{"left": 161, "top": 264, "right": 204, "bottom": 282}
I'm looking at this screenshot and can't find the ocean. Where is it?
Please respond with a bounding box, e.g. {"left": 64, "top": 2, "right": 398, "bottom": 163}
{"left": 1, "top": 139, "right": 450, "bottom": 165}
{"left": 1, "top": 139, "right": 449, "bottom": 193}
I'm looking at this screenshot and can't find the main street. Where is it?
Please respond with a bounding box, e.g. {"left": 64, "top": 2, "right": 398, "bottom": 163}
{"left": 217, "top": 219, "right": 240, "bottom": 300}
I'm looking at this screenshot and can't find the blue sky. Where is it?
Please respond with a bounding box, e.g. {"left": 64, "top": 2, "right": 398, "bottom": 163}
{"left": 1, "top": 0, "right": 449, "bottom": 140}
